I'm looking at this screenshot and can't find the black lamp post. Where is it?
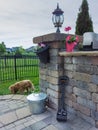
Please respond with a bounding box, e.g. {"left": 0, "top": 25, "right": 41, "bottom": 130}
{"left": 52, "top": 3, "right": 64, "bottom": 33}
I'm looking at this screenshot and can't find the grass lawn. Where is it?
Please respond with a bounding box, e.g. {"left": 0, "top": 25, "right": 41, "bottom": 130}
{"left": 0, "top": 55, "right": 40, "bottom": 95}
{"left": 0, "top": 77, "right": 40, "bottom": 95}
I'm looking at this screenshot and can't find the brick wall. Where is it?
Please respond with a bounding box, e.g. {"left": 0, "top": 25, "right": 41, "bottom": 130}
{"left": 33, "top": 33, "right": 66, "bottom": 109}
{"left": 33, "top": 33, "right": 98, "bottom": 127}
{"left": 64, "top": 56, "right": 98, "bottom": 127}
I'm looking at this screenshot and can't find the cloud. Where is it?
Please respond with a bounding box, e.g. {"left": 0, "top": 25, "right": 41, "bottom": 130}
{"left": 0, "top": 0, "right": 98, "bottom": 48}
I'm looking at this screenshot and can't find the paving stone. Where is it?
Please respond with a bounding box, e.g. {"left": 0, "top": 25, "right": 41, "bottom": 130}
{"left": 26, "top": 116, "right": 33, "bottom": 121}
{"left": 0, "top": 122, "right": 3, "bottom": 128}
{"left": 9, "top": 104, "right": 18, "bottom": 109}
{"left": 32, "top": 110, "right": 51, "bottom": 122}
{"left": 22, "top": 127, "right": 32, "bottom": 130}
{"left": 55, "top": 123, "right": 72, "bottom": 130}
{"left": 0, "top": 95, "right": 98, "bottom": 130}
{"left": 0, "top": 127, "right": 7, "bottom": 130}
{"left": 0, "top": 96, "right": 3, "bottom": 100}
{"left": 24, "top": 119, "right": 37, "bottom": 127}
{"left": 20, "top": 98, "right": 26, "bottom": 102}
{"left": 0, "top": 111, "right": 17, "bottom": 125}
{"left": 16, "top": 106, "right": 31, "bottom": 119}
{"left": 89, "top": 127, "right": 98, "bottom": 130}
{"left": 42, "top": 125, "right": 58, "bottom": 130}
{"left": 42, "top": 116, "right": 52, "bottom": 125}
{"left": 5, "top": 123, "right": 15, "bottom": 129}
{"left": 1, "top": 95, "right": 13, "bottom": 100}
{"left": 80, "top": 124, "right": 92, "bottom": 130}
{"left": 77, "top": 111, "right": 95, "bottom": 126}
{"left": 48, "top": 114, "right": 58, "bottom": 125}
{"left": 15, "top": 124, "right": 25, "bottom": 130}
{"left": 12, "top": 95, "right": 25, "bottom": 100}
{"left": 30, "top": 120, "right": 47, "bottom": 130}
{"left": 14, "top": 118, "right": 27, "bottom": 125}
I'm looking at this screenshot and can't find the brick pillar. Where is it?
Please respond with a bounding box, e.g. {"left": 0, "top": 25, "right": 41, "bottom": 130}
{"left": 33, "top": 33, "right": 67, "bottom": 109}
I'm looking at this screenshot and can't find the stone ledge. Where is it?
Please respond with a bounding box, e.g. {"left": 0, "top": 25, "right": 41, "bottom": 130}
{"left": 33, "top": 33, "right": 83, "bottom": 44}
{"left": 33, "top": 33, "right": 66, "bottom": 43}
{"left": 59, "top": 51, "right": 98, "bottom": 57}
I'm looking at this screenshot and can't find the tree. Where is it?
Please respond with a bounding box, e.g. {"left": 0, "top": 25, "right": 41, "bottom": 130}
{"left": 75, "top": 0, "right": 93, "bottom": 35}
{"left": 15, "top": 46, "right": 25, "bottom": 56}
{"left": 0, "top": 42, "right": 6, "bottom": 55}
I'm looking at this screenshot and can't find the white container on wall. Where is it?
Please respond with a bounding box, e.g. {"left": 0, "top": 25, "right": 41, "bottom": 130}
{"left": 83, "top": 32, "right": 98, "bottom": 49}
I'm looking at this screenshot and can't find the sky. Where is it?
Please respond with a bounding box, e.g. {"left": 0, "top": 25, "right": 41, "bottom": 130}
{"left": 0, "top": 0, "right": 98, "bottom": 49}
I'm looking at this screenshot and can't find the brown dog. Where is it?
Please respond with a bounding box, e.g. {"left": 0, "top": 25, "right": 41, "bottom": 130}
{"left": 9, "top": 80, "right": 34, "bottom": 94}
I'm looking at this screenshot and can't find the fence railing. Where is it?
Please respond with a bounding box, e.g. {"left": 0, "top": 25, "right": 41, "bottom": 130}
{"left": 0, "top": 55, "right": 39, "bottom": 82}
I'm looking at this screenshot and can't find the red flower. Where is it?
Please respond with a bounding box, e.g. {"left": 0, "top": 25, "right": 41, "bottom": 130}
{"left": 64, "top": 26, "right": 71, "bottom": 32}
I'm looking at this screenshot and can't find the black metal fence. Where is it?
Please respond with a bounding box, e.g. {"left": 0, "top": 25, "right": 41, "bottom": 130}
{"left": 0, "top": 55, "right": 39, "bottom": 82}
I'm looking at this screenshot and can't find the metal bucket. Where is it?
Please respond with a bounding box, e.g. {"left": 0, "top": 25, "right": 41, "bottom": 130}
{"left": 27, "top": 93, "right": 47, "bottom": 114}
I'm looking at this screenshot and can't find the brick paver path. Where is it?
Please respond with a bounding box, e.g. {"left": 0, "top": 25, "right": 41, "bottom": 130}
{"left": 0, "top": 95, "right": 97, "bottom": 130}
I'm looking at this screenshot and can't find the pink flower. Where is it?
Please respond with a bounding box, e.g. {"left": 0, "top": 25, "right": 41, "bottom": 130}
{"left": 75, "top": 35, "right": 79, "bottom": 43}
{"left": 73, "top": 42, "right": 77, "bottom": 45}
{"left": 64, "top": 27, "right": 68, "bottom": 31}
{"left": 66, "top": 35, "right": 71, "bottom": 41}
{"left": 66, "top": 35, "right": 79, "bottom": 44}
{"left": 38, "top": 43, "right": 46, "bottom": 47}
{"left": 40, "top": 44, "right": 45, "bottom": 47}
{"left": 64, "top": 26, "right": 71, "bottom": 32}
{"left": 67, "top": 26, "right": 71, "bottom": 31}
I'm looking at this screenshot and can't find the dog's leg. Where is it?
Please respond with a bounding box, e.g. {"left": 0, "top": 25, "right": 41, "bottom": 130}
{"left": 19, "top": 88, "right": 24, "bottom": 95}
{"left": 11, "top": 87, "right": 16, "bottom": 94}
{"left": 26, "top": 87, "right": 29, "bottom": 93}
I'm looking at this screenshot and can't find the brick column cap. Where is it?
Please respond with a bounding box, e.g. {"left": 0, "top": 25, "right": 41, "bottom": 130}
{"left": 33, "top": 33, "right": 67, "bottom": 44}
